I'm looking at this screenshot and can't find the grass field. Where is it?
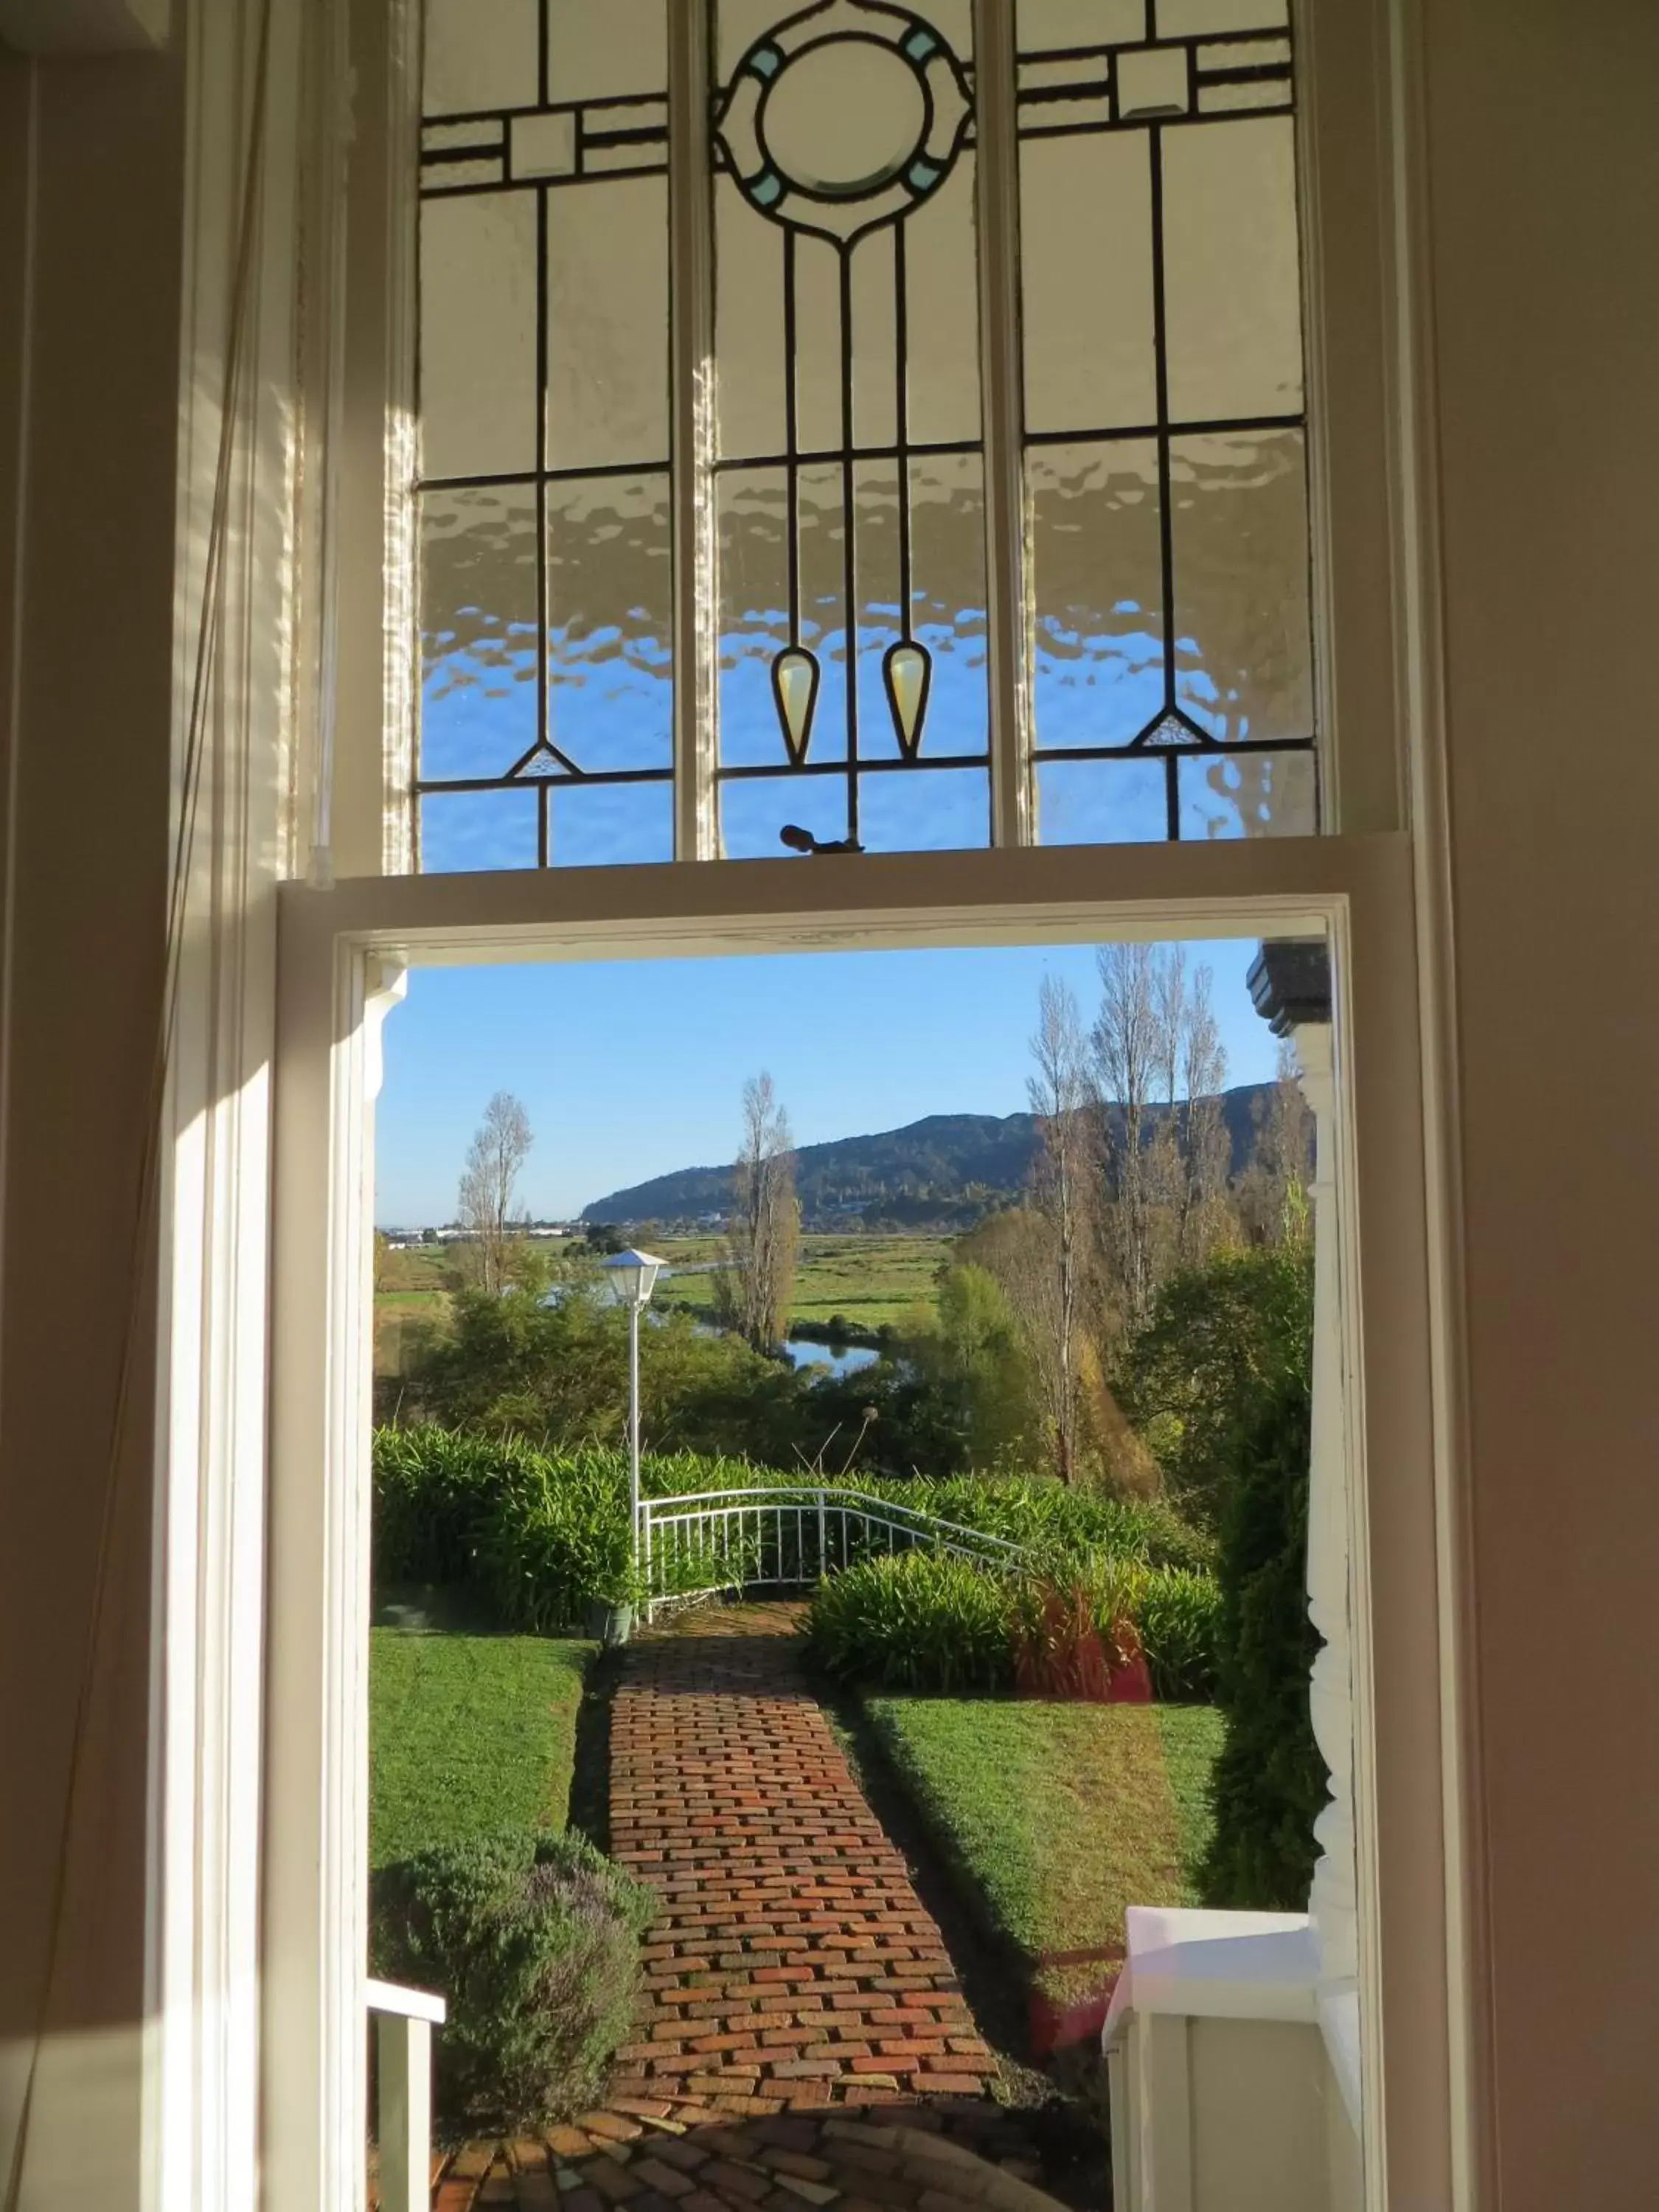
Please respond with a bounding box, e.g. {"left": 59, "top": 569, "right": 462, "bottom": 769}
{"left": 369, "top": 1629, "right": 594, "bottom": 1869}
{"left": 372, "top": 1231, "right": 953, "bottom": 1373}
{"left": 654, "top": 1232, "right": 950, "bottom": 1332}
{"left": 863, "top": 1697, "right": 1223, "bottom": 2011}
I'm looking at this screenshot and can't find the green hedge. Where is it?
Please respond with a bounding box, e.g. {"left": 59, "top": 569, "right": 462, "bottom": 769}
{"left": 370, "top": 1829, "right": 653, "bottom": 2131}
{"left": 804, "top": 1548, "right": 1222, "bottom": 1701}
{"left": 1203, "top": 1373, "right": 1328, "bottom": 1910}
{"left": 372, "top": 1426, "right": 1211, "bottom": 1630}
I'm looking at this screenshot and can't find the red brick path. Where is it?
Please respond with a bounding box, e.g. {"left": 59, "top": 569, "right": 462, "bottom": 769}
{"left": 605, "top": 1605, "right": 997, "bottom": 2114}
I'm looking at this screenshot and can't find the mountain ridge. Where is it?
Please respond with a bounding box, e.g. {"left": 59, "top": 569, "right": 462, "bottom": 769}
{"left": 581, "top": 1085, "right": 1276, "bottom": 1231}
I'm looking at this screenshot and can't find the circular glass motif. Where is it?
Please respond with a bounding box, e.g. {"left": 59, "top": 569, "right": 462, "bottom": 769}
{"left": 762, "top": 38, "right": 927, "bottom": 200}
{"left": 715, "top": 0, "right": 973, "bottom": 246}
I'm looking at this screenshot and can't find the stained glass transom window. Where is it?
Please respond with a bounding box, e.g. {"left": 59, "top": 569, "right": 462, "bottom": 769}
{"left": 411, "top": 0, "right": 1314, "bottom": 869}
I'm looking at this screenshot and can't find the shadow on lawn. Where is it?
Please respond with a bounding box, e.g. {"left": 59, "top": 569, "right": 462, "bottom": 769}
{"left": 810, "top": 1681, "right": 1111, "bottom": 2207}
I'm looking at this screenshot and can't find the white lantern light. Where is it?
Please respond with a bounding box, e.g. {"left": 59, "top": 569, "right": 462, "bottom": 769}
{"left": 603, "top": 1248, "right": 665, "bottom": 1308}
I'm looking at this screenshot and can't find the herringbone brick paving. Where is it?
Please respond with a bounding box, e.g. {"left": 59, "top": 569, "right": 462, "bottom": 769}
{"left": 606, "top": 1604, "right": 997, "bottom": 2112}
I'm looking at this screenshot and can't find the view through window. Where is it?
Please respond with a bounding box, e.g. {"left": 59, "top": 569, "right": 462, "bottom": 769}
{"left": 366, "top": 936, "right": 1334, "bottom": 2204}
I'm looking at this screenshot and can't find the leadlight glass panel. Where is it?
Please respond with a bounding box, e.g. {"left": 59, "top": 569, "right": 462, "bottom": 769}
{"left": 411, "top": 0, "right": 1318, "bottom": 867}
{"left": 416, "top": 0, "right": 675, "bottom": 870}
{"left": 1015, "top": 0, "right": 1315, "bottom": 842}
{"left": 710, "top": 0, "right": 991, "bottom": 857}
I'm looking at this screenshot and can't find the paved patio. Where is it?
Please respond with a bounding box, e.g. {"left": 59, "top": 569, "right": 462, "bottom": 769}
{"left": 435, "top": 2107, "right": 1071, "bottom": 2210}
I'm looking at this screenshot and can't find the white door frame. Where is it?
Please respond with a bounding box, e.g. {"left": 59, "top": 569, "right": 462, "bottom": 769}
{"left": 264, "top": 830, "right": 1454, "bottom": 2211}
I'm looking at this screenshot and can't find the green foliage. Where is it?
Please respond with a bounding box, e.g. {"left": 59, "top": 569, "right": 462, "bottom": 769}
{"left": 369, "top": 1829, "right": 653, "bottom": 2130}
{"left": 397, "top": 1277, "right": 804, "bottom": 1461}
{"left": 1114, "top": 1239, "right": 1315, "bottom": 1528}
{"left": 1135, "top": 1568, "right": 1225, "bottom": 1703}
{"left": 807, "top": 1553, "right": 1018, "bottom": 1694}
{"left": 903, "top": 1265, "right": 1044, "bottom": 1473}
{"left": 1203, "top": 1373, "right": 1328, "bottom": 1910}
{"left": 805, "top": 1546, "right": 1220, "bottom": 1700}
{"left": 372, "top": 1427, "right": 1214, "bottom": 1630}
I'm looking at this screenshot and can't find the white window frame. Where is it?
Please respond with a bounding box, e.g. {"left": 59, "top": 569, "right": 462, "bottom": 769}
{"left": 145, "top": 1, "right": 1482, "bottom": 2208}
{"left": 263, "top": 835, "right": 1445, "bottom": 2212}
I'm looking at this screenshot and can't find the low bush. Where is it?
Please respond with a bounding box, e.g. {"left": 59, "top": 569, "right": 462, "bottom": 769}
{"left": 1135, "top": 1568, "right": 1223, "bottom": 1703}
{"left": 807, "top": 1553, "right": 1018, "bottom": 1694}
{"left": 806, "top": 1548, "right": 1220, "bottom": 1701}
{"left": 369, "top": 1829, "right": 653, "bottom": 2131}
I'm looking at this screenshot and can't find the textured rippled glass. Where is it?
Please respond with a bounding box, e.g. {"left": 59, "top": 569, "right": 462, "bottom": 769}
{"left": 420, "top": 487, "right": 538, "bottom": 779}
{"left": 546, "top": 474, "right": 672, "bottom": 772}
{"left": 1163, "top": 116, "right": 1303, "bottom": 422}
{"left": 714, "top": 175, "right": 787, "bottom": 462}
{"left": 858, "top": 768, "right": 990, "bottom": 852}
{"left": 1170, "top": 429, "right": 1312, "bottom": 743}
{"left": 714, "top": 465, "right": 853, "bottom": 769}
{"left": 717, "top": 0, "right": 975, "bottom": 80}
{"left": 855, "top": 453, "right": 988, "bottom": 764}
{"left": 1028, "top": 442, "right": 1164, "bottom": 748}
{"left": 712, "top": 173, "right": 981, "bottom": 460}
{"left": 1020, "top": 133, "right": 1155, "bottom": 434}
{"left": 552, "top": 782, "right": 675, "bottom": 867}
{"left": 717, "top": 457, "right": 987, "bottom": 774}
{"left": 420, "top": 790, "right": 540, "bottom": 873}
{"left": 546, "top": 176, "right": 669, "bottom": 472}
{"left": 1018, "top": 0, "right": 1145, "bottom": 42}
{"left": 1178, "top": 750, "right": 1315, "bottom": 837}
{"left": 420, "top": 195, "right": 538, "bottom": 479}
{"left": 901, "top": 159, "right": 982, "bottom": 447}
{"left": 1037, "top": 759, "right": 1170, "bottom": 844}
{"left": 1157, "top": 0, "right": 1287, "bottom": 34}
{"left": 546, "top": 0, "right": 667, "bottom": 100}
{"left": 424, "top": 0, "right": 536, "bottom": 114}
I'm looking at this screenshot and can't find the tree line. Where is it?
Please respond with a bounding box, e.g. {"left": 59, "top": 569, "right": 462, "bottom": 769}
{"left": 390, "top": 947, "right": 1313, "bottom": 1528}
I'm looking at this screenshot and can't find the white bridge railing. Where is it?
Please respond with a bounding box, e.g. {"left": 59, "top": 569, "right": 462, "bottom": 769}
{"left": 638, "top": 1484, "right": 1032, "bottom": 1615}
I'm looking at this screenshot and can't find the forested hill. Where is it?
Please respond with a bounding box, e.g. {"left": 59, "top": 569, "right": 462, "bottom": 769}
{"left": 582, "top": 1085, "right": 1275, "bottom": 1231}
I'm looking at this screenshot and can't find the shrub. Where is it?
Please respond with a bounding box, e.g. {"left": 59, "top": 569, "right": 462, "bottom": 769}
{"left": 373, "top": 1424, "right": 535, "bottom": 1589}
{"left": 369, "top": 1829, "right": 654, "bottom": 2131}
{"left": 1009, "top": 1579, "right": 1116, "bottom": 1702}
{"left": 1135, "top": 1568, "right": 1223, "bottom": 1702}
{"left": 806, "top": 1548, "right": 1221, "bottom": 1702}
{"left": 1114, "top": 1241, "right": 1315, "bottom": 1530}
{"left": 806, "top": 1552, "right": 1017, "bottom": 1694}
{"left": 1203, "top": 1373, "right": 1328, "bottom": 1910}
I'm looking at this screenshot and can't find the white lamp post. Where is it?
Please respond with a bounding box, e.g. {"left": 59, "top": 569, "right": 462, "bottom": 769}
{"left": 602, "top": 1248, "right": 665, "bottom": 1582}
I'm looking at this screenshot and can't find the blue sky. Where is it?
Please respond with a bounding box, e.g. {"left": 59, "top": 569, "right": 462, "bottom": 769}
{"left": 375, "top": 936, "right": 1281, "bottom": 1225}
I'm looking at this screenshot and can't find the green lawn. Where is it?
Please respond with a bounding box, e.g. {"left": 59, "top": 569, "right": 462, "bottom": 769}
{"left": 369, "top": 1630, "right": 595, "bottom": 1870}
{"left": 865, "top": 1697, "right": 1223, "bottom": 2006}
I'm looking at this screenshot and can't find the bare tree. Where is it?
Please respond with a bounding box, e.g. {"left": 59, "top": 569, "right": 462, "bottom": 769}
{"left": 1178, "top": 962, "right": 1231, "bottom": 1263}
{"left": 1093, "top": 944, "right": 1161, "bottom": 1324}
{"left": 1026, "top": 975, "right": 1099, "bottom": 1483}
{"left": 1239, "top": 1040, "right": 1315, "bottom": 1242}
{"left": 717, "top": 1073, "right": 800, "bottom": 1352}
{"left": 456, "top": 1090, "right": 534, "bottom": 1294}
